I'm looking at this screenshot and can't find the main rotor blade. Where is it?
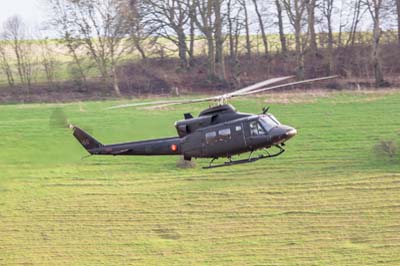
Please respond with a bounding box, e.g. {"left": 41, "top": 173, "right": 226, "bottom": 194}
{"left": 107, "top": 76, "right": 294, "bottom": 110}
{"left": 234, "top": 76, "right": 339, "bottom": 97}
{"left": 107, "top": 76, "right": 336, "bottom": 110}
{"left": 224, "top": 75, "right": 295, "bottom": 97}
{"left": 107, "top": 96, "right": 219, "bottom": 110}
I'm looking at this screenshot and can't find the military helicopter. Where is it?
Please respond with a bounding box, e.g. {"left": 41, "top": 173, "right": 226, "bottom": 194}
{"left": 72, "top": 75, "right": 336, "bottom": 169}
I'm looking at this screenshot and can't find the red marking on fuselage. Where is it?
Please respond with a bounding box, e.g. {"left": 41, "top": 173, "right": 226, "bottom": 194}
{"left": 171, "top": 144, "right": 177, "bottom": 152}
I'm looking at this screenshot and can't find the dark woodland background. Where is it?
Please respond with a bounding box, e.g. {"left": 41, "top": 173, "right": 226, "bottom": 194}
{"left": 0, "top": 0, "right": 399, "bottom": 102}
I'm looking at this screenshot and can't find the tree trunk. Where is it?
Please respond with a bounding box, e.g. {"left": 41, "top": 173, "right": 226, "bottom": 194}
{"left": 207, "top": 33, "right": 216, "bottom": 79}
{"left": 214, "top": 0, "right": 225, "bottom": 81}
{"left": 178, "top": 31, "right": 188, "bottom": 69}
{"left": 366, "top": 0, "right": 385, "bottom": 87}
{"left": 189, "top": 5, "right": 195, "bottom": 66}
{"left": 5, "top": 66, "right": 15, "bottom": 87}
{"left": 327, "top": 17, "right": 334, "bottom": 74}
{"left": 306, "top": 0, "right": 317, "bottom": 77}
{"left": 134, "top": 37, "right": 147, "bottom": 60}
{"left": 243, "top": 1, "right": 251, "bottom": 58}
{"left": 295, "top": 31, "right": 304, "bottom": 79}
{"left": 275, "top": 0, "right": 287, "bottom": 54}
{"left": 193, "top": 0, "right": 218, "bottom": 80}
{"left": 372, "top": 20, "right": 384, "bottom": 87}
{"left": 306, "top": 0, "right": 317, "bottom": 52}
{"left": 252, "top": 0, "right": 269, "bottom": 56}
{"left": 396, "top": 0, "right": 400, "bottom": 44}
{"left": 12, "top": 40, "right": 26, "bottom": 85}
{"left": 322, "top": 0, "right": 335, "bottom": 74}
{"left": 112, "top": 64, "right": 122, "bottom": 96}
{"left": 227, "top": 0, "right": 235, "bottom": 59}
{"left": 0, "top": 62, "right": 15, "bottom": 87}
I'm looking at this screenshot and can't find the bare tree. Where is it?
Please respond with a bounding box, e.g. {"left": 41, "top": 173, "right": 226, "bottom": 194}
{"left": 0, "top": 43, "right": 15, "bottom": 87}
{"left": 227, "top": 0, "right": 242, "bottom": 60}
{"left": 226, "top": 0, "right": 244, "bottom": 86}
{"left": 364, "top": 0, "right": 386, "bottom": 86}
{"left": 142, "top": 0, "right": 191, "bottom": 69}
{"left": 193, "top": 0, "right": 215, "bottom": 78}
{"left": 2, "top": 16, "right": 35, "bottom": 90}
{"left": 38, "top": 37, "right": 57, "bottom": 86}
{"left": 305, "top": 0, "right": 318, "bottom": 52}
{"left": 346, "top": 0, "right": 366, "bottom": 46}
{"left": 47, "top": 0, "right": 87, "bottom": 86}
{"left": 282, "top": 0, "right": 307, "bottom": 78}
{"left": 48, "top": 0, "right": 136, "bottom": 96}
{"left": 129, "top": 0, "right": 149, "bottom": 60}
{"left": 193, "top": 0, "right": 227, "bottom": 81}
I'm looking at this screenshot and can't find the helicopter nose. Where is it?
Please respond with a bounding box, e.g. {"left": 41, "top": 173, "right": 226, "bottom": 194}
{"left": 285, "top": 128, "right": 297, "bottom": 139}
{"left": 270, "top": 126, "right": 297, "bottom": 145}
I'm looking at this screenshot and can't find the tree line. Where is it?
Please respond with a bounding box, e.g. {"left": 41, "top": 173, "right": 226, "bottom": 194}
{"left": 0, "top": 0, "right": 399, "bottom": 96}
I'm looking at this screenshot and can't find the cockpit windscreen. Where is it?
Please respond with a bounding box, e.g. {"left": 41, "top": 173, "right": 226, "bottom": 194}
{"left": 259, "top": 115, "right": 280, "bottom": 132}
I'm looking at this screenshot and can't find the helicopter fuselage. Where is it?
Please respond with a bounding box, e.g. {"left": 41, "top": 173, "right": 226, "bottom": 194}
{"left": 74, "top": 74, "right": 337, "bottom": 168}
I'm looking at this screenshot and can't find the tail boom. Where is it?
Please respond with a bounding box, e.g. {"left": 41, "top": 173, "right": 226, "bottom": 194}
{"left": 72, "top": 126, "right": 182, "bottom": 156}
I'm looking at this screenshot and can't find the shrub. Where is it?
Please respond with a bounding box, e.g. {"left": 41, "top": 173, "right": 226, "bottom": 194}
{"left": 374, "top": 140, "right": 398, "bottom": 158}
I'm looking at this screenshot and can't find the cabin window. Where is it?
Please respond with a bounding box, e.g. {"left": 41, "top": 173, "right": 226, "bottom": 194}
{"left": 218, "top": 128, "right": 231, "bottom": 141}
{"left": 205, "top": 131, "right": 217, "bottom": 144}
{"left": 235, "top": 125, "right": 242, "bottom": 132}
{"left": 250, "top": 121, "right": 265, "bottom": 136}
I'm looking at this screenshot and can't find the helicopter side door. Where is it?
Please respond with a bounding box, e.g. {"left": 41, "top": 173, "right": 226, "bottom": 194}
{"left": 202, "top": 122, "right": 246, "bottom": 157}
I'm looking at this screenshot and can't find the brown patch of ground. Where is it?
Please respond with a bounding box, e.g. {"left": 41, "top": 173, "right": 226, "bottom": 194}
{"left": 257, "top": 88, "right": 400, "bottom": 104}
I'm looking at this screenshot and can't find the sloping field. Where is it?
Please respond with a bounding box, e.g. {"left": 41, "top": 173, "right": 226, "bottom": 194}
{"left": 0, "top": 90, "right": 399, "bottom": 265}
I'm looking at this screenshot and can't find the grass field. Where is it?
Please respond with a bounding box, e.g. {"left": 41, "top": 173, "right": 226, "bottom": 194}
{"left": 0, "top": 90, "right": 400, "bottom": 265}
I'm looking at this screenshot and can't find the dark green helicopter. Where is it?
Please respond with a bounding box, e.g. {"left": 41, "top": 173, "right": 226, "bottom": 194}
{"left": 72, "top": 76, "right": 336, "bottom": 169}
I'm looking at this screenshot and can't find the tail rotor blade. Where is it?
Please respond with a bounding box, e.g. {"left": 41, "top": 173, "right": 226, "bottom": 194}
{"left": 49, "top": 108, "right": 70, "bottom": 129}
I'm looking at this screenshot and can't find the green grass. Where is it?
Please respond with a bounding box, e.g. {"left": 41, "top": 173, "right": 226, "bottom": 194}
{"left": 0, "top": 91, "right": 400, "bottom": 265}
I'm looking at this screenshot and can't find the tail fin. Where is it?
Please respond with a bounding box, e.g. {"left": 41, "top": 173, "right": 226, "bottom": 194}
{"left": 71, "top": 125, "right": 103, "bottom": 153}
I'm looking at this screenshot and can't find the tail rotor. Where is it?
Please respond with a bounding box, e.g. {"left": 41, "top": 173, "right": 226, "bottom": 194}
{"left": 49, "top": 108, "right": 70, "bottom": 129}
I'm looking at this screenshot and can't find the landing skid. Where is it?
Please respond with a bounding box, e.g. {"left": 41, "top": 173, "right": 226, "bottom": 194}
{"left": 203, "top": 145, "right": 285, "bottom": 169}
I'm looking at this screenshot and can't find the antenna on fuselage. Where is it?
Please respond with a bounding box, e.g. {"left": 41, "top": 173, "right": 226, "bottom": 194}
{"left": 184, "top": 113, "right": 193, "bottom": 119}
{"left": 262, "top": 107, "right": 270, "bottom": 114}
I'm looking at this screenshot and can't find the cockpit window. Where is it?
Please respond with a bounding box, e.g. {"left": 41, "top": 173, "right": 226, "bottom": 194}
{"left": 259, "top": 115, "right": 280, "bottom": 132}
{"left": 268, "top": 115, "right": 280, "bottom": 125}
{"left": 250, "top": 121, "right": 265, "bottom": 136}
